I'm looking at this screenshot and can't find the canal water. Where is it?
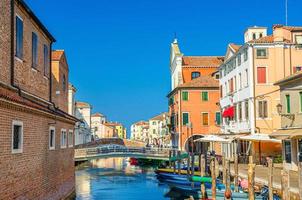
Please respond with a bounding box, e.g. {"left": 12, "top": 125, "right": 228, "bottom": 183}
{"left": 75, "top": 157, "right": 170, "bottom": 200}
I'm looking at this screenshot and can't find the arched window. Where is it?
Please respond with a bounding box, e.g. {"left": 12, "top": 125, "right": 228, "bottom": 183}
{"left": 259, "top": 33, "right": 263, "bottom": 38}
{"left": 191, "top": 72, "right": 201, "bottom": 80}
{"left": 62, "top": 74, "right": 66, "bottom": 92}
{"left": 252, "top": 33, "right": 256, "bottom": 40}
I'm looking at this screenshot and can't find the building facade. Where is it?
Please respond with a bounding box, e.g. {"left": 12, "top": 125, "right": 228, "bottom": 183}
{"left": 130, "top": 121, "right": 149, "bottom": 143}
{"left": 219, "top": 25, "right": 302, "bottom": 161}
{"left": 0, "top": 0, "right": 77, "bottom": 198}
{"left": 168, "top": 39, "right": 223, "bottom": 152}
{"left": 75, "top": 101, "right": 92, "bottom": 145}
{"left": 148, "top": 112, "right": 170, "bottom": 147}
{"left": 271, "top": 71, "right": 302, "bottom": 171}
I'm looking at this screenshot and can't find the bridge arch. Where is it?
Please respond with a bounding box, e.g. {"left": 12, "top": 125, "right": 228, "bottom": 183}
{"left": 184, "top": 134, "right": 208, "bottom": 154}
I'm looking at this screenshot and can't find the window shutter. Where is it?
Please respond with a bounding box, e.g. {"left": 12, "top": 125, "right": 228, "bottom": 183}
{"left": 182, "top": 113, "right": 189, "bottom": 125}
{"left": 215, "top": 112, "right": 221, "bottom": 125}
{"left": 264, "top": 101, "right": 268, "bottom": 118}
{"left": 286, "top": 95, "right": 291, "bottom": 113}
{"left": 202, "top": 113, "right": 209, "bottom": 125}
{"left": 257, "top": 67, "right": 267, "bottom": 84}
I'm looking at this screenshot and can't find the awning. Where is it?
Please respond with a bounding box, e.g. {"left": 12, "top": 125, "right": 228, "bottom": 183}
{"left": 194, "top": 135, "right": 233, "bottom": 143}
{"left": 222, "top": 106, "right": 234, "bottom": 118}
{"left": 238, "top": 134, "right": 281, "bottom": 143}
{"left": 270, "top": 128, "right": 302, "bottom": 140}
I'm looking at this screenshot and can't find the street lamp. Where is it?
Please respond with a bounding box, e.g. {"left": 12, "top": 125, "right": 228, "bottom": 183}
{"left": 276, "top": 103, "right": 283, "bottom": 115}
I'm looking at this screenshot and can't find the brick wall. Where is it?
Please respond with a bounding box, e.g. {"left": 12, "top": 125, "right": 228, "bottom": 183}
{"left": 0, "top": 102, "right": 75, "bottom": 199}
{"left": 13, "top": 4, "right": 51, "bottom": 101}
{"left": 51, "top": 53, "right": 69, "bottom": 113}
{"left": 0, "top": 0, "right": 12, "bottom": 85}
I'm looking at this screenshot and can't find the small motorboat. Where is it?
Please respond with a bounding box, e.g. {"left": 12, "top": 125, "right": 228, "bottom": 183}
{"left": 165, "top": 185, "right": 264, "bottom": 200}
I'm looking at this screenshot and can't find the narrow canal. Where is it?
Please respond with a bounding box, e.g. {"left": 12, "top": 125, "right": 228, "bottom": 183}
{"left": 75, "top": 157, "right": 170, "bottom": 200}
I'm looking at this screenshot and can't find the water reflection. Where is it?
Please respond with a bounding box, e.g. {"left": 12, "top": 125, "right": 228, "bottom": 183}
{"left": 75, "top": 157, "right": 169, "bottom": 200}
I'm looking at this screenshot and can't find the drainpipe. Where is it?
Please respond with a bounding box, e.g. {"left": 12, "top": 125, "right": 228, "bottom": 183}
{"left": 178, "top": 89, "right": 181, "bottom": 151}
{"left": 10, "top": 0, "right": 15, "bottom": 86}
{"left": 49, "top": 42, "right": 53, "bottom": 102}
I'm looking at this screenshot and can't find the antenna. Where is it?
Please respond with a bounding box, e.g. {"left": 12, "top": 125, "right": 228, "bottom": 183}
{"left": 285, "top": 0, "right": 288, "bottom": 25}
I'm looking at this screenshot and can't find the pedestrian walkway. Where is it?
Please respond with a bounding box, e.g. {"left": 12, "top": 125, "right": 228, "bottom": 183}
{"left": 220, "top": 164, "right": 299, "bottom": 194}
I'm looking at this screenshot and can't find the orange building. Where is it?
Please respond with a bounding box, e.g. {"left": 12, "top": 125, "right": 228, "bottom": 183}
{"left": 168, "top": 39, "right": 224, "bottom": 152}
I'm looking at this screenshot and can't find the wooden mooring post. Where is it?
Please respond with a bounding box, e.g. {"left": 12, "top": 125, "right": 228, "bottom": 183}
{"left": 173, "top": 150, "right": 176, "bottom": 174}
{"left": 187, "top": 154, "right": 190, "bottom": 177}
{"left": 299, "top": 162, "right": 302, "bottom": 200}
{"left": 248, "top": 156, "right": 255, "bottom": 200}
{"left": 268, "top": 158, "right": 273, "bottom": 200}
{"left": 225, "top": 159, "right": 231, "bottom": 194}
{"left": 222, "top": 153, "right": 226, "bottom": 185}
{"left": 281, "top": 167, "right": 290, "bottom": 200}
{"left": 177, "top": 151, "right": 181, "bottom": 175}
{"left": 211, "top": 156, "right": 216, "bottom": 200}
{"left": 234, "top": 154, "right": 239, "bottom": 192}
{"left": 200, "top": 154, "right": 206, "bottom": 199}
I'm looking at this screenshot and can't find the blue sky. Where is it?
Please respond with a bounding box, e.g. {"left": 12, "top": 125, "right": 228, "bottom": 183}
{"left": 26, "top": 0, "right": 302, "bottom": 136}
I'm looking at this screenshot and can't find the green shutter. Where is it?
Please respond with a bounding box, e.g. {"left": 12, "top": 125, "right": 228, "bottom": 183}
{"left": 182, "top": 91, "right": 188, "bottom": 101}
{"left": 286, "top": 95, "right": 291, "bottom": 113}
{"left": 215, "top": 112, "right": 221, "bottom": 125}
{"left": 202, "top": 91, "right": 208, "bottom": 101}
{"left": 182, "top": 113, "right": 189, "bottom": 125}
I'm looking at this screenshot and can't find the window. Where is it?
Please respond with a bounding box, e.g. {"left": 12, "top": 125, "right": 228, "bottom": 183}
{"left": 182, "top": 112, "right": 189, "bottom": 126}
{"left": 295, "top": 35, "right": 302, "bottom": 44}
{"left": 215, "top": 74, "right": 219, "bottom": 80}
{"left": 61, "top": 129, "right": 67, "bottom": 148}
{"left": 62, "top": 74, "right": 66, "bottom": 92}
{"left": 12, "top": 121, "right": 23, "bottom": 153}
{"left": 234, "top": 104, "right": 237, "bottom": 121}
{"left": 294, "top": 66, "right": 302, "bottom": 73}
{"left": 49, "top": 127, "right": 55, "bottom": 150}
{"left": 16, "top": 16, "right": 23, "bottom": 59}
{"left": 201, "top": 91, "right": 208, "bottom": 101}
{"left": 284, "top": 140, "right": 291, "bottom": 163}
{"left": 169, "top": 96, "right": 174, "bottom": 105}
{"left": 252, "top": 33, "right": 256, "bottom": 40}
{"left": 238, "top": 102, "right": 242, "bottom": 121}
{"left": 245, "top": 69, "right": 249, "bottom": 87}
{"left": 44, "top": 45, "right": 49, "bottom": 77}
{"left": 191, "top": 72, "right": 201, "bottom": 80}
{"left": 234, "top": 76, "right": 237, "bottom": 91}
{"left": 298, "top": 139, "right": 302, "bottom": 162}
{"left": 68, "top": 130, "right": 73, "bottom": 147}
{"left": 32, "top": 32, "right": 38, "bottom": 68}
{"left": 215, "top": 112, "right": 221, "bottom": 125}
{"left": 244, "top": 49, "right": 248, "bottom": 61}
{"left": 256, "top": 49, "right": 268, "bottom": 58}
{"left": 237, "top": 53, "right": 241, "bottom": 66}
{"left": 182, "top": 91, "right": 188, "bottom": 101}
{"left": 230, "top": 78, "right": 234, "bottom": 93}
{"left": 258, "top": 100, "right": 268, "bottom": 118}
{"left": 202, "top": 113, "right": 209, "bottom": 126}
{"left": 286, "top": 95, "right": 291, "bottom": 114}
{"left": 257, "top": 67, "right": 267, "bottom": 84}
{"left": 259, "top": 33, "right": 263, "bottom": 38}
{"left": 245, "top": 101, "right": 249, "bottom": 120}
{"left": 239, "top": 73, "right": 242, "bottom": 89}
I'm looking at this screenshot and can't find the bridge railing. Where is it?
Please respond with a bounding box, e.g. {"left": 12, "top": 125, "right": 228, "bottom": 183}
{"left": 75, "top": 146, "right": 176, "bottom": 159}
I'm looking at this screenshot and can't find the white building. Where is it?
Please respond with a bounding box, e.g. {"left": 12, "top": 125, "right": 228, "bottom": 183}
{"left": 130, "top": 121, "right": 149, "bottom": 142}
{"left": 68, "top": 83, "right": 77, "bottom": 116}
{"left": 219, "top": 27, "right": 266, "bottom": 159}
{"left": 91, "top": 113, "right": 113, "bottom": 139}
{"left": 148, "top": 112, "right": 170, "bottom": 147}
{"left": 75, "top": 101, "right": 92, "bottom": 145}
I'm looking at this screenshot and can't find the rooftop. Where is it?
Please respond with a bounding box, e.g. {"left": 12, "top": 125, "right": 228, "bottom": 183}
{"left": 92, "top": 112, "right": 104, "bottom": 117}
{"left": 75, "top": 101, "right": 91, "bottom": 108}
{"left": 182, "top": 56, "right": 224, "bottom": 68}
{"left": 52, "top": 50, "right": 64, "bottom": 61}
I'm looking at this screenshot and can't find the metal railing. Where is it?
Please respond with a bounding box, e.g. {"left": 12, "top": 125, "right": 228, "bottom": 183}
{"left": 75, "top": 146, "right": 175, "bottom": 159}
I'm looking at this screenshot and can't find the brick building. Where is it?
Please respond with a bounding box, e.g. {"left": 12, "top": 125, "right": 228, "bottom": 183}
{"left": 0, "top": 0, "right": 77, "bottom": 199}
